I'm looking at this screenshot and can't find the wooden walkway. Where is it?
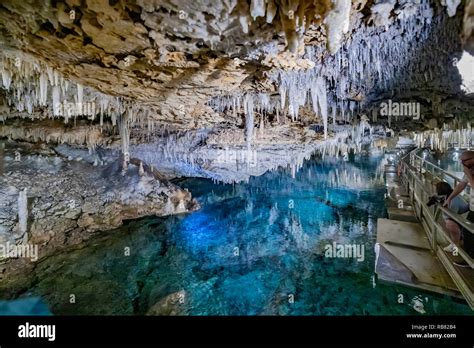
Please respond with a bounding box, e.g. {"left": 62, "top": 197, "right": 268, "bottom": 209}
{"left": 376, "top": 218, "right": 462, "bottom": 298}
{"left": 376, "top": 150, "right": 474, "bottom": 309}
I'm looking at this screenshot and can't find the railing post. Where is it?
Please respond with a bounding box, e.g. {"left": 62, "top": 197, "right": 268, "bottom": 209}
{"left": 420, "top": 192, "right": 424, "bottom": 220}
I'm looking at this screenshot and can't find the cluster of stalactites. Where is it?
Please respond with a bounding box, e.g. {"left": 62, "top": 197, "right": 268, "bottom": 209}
{"left": 210, "top": 75, "right": 359, "bottom": 142}
{"left": 0, "top": 53, "right": 161, "bottom": 154}
{"left": 0, "top": 54, "right": 126, "bottom": 123}
{"left": 315, "top": 121, "right": 374, "bottom": 158}
{"left": 413, "top": 124, "right": 474, "bottom": 152}
{"left": 209, "top": 93, "right": 281, "bottom": 150}
{"left": 238, "top": 0, "right": 350, "bottom": 54}
{"left": 0, "top": 54, "right": 155, "bottom": 123}
{"left": 265, "top": 0, "right": 439, "bottom": 129}
{"left": 0, "top": 122, "right": 112, "bottom": 151}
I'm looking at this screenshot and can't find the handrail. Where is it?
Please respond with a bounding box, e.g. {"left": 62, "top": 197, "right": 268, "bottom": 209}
{"left": 401, "top": 159, "right": 474, "bottom": 264}
{"left": 393, "top": 147, "right": 474, "bottom": 309}
{"left": 399, "top": 149, "right": 474, "bottom": 265}
{"left": 438, "top": 206, "right": 474, "bottom": 234}
{"left": 411, "top": 152, "right": 462, "bottom": 183}
{"left": 401, "top": 157, "right": 473, "bottom": 234}
{"left": 409, "top": 148, "right": 471, "bottom": 207}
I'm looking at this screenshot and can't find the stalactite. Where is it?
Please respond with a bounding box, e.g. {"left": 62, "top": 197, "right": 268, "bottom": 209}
{"left": 1, "top": 68, "right": 11, "bottom": 90}
{"left": 120, "top": 108, "right": 131, "bottom": 157}
{"left": 0, "top": 53, "right": 148, "bottom": 128}
{"left": 324, "top": 0, "right": 352, "bottom": 54}
{"left": 52, "top": 85, "right": 61, "bottom": 117}
{"left": 77, "top": 83, "right": 83, "bottom": 108}
{"left": 39, "top": 73, "right": 48, "bottom": 106}
{"left": 18, "top": 188, "right": 28, "bottom": 235}
{"left": 413, "top": 124, "right": 474, "bottom": 151}
{"left": 244, "top": 94, "right": 254, "bottom": 151}
{"left": 310, "top": 77, "right": 328, "bottom": 139}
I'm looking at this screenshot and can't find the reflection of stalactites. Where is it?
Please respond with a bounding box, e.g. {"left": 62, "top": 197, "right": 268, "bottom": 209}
{"left": 288, "top": 213, "right": 309, "bottom": 250}
{"left": 269, "top": 203, "right": 279, "bottom": 225}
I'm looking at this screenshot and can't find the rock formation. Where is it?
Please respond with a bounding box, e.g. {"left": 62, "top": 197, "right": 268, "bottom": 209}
{"left": 0, "top": 0, "right": 473, "bottom": 270}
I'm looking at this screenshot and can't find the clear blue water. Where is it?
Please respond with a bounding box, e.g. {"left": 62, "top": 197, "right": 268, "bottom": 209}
{"left": 4, "top": 153, "right": 472, "bottom": 315}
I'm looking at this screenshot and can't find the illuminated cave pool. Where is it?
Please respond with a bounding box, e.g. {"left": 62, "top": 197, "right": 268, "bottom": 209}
{"left": 7, "top": 153, "right": 473, "bottom": 315}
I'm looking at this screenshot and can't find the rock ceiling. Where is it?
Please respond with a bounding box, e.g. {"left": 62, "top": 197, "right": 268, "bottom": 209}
{"left": 0, "top": 0, "right": 472, "bottom": 132}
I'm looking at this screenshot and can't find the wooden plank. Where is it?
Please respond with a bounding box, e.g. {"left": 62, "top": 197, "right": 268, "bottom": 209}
{"left": 377, "top": 219, "right": 429, "bottom": 249}
{"left": 376, "top": 245, "right": 462, "bottom": 298}
{"left": 376, "top": 218, "right": 462, "bottom": 298}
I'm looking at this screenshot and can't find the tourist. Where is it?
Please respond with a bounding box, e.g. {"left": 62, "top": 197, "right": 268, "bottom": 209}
{"left": 428, "top": 182, "right": 469, "bottom": 252}
{"left": 444, "top": 150, "right": 474, "bottom": 266}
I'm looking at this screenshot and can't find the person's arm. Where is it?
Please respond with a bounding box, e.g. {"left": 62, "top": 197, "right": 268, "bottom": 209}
{"left": 444, "top": 180, "right": 467, "bottom": 207}
{"left": 463, "top": 157, "right": 474, "bottom": 170}
{"left": 463, "top": 164, "right": 474, "bottom": 183}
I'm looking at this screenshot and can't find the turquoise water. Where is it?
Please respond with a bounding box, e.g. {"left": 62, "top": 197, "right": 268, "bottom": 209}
{"left": 4, "top": 153, "right": 472, "bottom": 315}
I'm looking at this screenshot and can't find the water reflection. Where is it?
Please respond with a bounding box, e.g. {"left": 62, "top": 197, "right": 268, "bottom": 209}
{"left": 2, "top": 153, "right": 472, "bottom": 315}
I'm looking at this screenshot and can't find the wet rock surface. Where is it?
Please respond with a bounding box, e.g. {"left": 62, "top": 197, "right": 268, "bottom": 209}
{"left": 0, "top": 141, "right": 199, "bottom": 275}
